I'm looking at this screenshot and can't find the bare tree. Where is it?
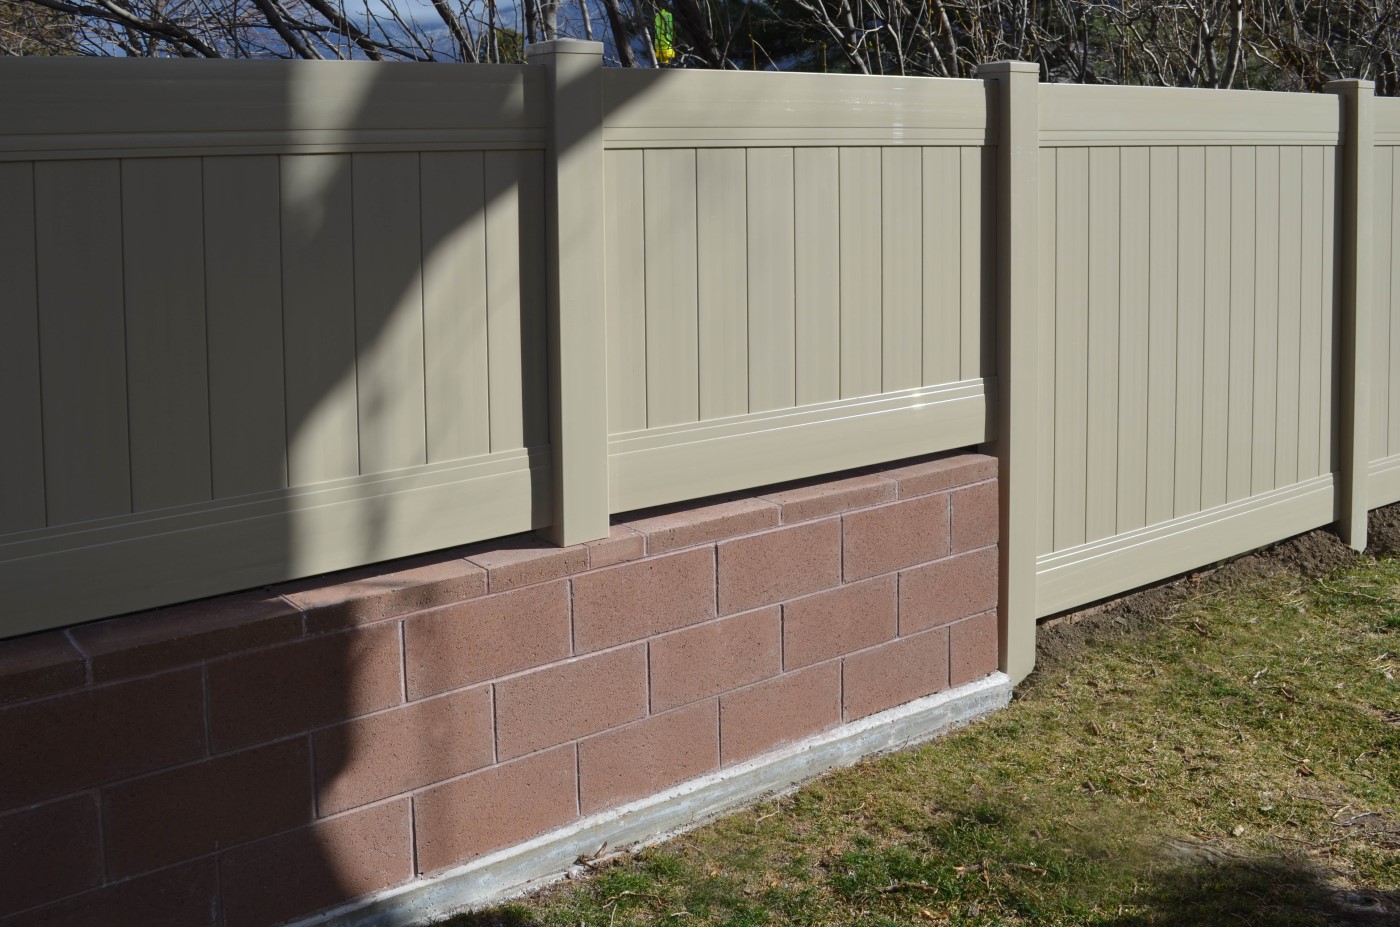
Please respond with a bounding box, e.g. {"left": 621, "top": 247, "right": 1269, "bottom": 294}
{"left": 7, "top": 0, "right": 1400, "bottom": 96}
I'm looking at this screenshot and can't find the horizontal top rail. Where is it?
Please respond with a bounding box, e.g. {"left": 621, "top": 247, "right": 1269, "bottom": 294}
{"left": 0, "top": 59, "right": 545, "bottom": 159}
{"left": 1375, "top": 98, "right": 1400, "bottom": 143}
{"left": 1040, "top": 83, "right": 1340, "bottom": 146}
{"left": 601, "top": 69, "right": 993, "bottom": 147}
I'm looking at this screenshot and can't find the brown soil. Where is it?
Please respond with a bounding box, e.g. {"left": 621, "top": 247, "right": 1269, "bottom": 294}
{"left": 1024, "top": 502, "right": 1400, "bottom": 690}
{"left": 1368, "top": 503, "right": 1400, "bottom": 556}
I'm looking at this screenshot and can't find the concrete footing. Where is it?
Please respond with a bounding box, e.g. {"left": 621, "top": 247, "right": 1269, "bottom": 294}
{"left": 302, "top": 672, "right": 1012, "bottom": 927}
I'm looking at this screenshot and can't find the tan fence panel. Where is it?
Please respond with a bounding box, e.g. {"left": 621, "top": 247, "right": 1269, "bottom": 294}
{"left": 4, "top": 57, "right": 1393, "bottom": 683}
{"left": 0, "top": 61, "right": 550, "bottom": 636}
{"left": 1371, "top": 100, "right": 1400, "bottom": 505}
{"left": 601, "top": 70, "right": 995, "bottom": 512}
{"left": 1035, "top": 85, "right": 1342, "bottom": 617}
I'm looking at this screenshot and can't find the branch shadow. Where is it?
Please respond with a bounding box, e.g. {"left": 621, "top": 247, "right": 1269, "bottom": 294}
{"left": 1100, "top": 851, "right": 1400, "bottom": 927}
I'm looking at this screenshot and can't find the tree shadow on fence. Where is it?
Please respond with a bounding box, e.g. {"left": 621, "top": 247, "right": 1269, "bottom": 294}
{"left": 231, "top": 56, "right": 680, "bottom": 927}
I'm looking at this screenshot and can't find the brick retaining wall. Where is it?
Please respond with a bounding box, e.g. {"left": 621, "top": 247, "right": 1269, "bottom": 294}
{"left": 0, "top": 452, "right": 999, "bottom": 927}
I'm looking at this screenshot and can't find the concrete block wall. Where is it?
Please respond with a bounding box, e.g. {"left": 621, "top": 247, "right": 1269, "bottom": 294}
{"left": 0, "top": 452, "right": 999, "bottom": 927}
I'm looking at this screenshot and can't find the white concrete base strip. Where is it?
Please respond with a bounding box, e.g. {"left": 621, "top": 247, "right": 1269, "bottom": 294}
{"left": 296, "top": 671, "right": 1013, "bottom": 927}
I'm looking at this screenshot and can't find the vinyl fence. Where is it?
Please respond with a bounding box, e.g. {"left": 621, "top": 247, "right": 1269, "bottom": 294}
{"left": 1, "top": 48, "right": 1394, "bottom": 685}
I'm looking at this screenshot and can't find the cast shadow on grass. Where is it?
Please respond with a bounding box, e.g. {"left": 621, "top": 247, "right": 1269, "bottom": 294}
{"left": 1100, "top": 851, "right": 1399, "bottom": 927}
{"left": 438, "top": 908, "right": 540, "bottom": 927}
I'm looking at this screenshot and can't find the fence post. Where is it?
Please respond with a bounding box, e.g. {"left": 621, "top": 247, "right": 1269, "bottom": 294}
{"left": 1326, "top": 79, "right": 1374, "bottom": 552}
{"left": 978, "top": 61, "right": 1040, "bottom": 684}
{"left": 528, "top": 40, "right": 611, "bottom": 546}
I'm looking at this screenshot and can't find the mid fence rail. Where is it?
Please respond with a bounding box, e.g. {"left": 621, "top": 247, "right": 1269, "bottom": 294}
{"left": 1, "top": 48, "right": 1397, "bottom": 687}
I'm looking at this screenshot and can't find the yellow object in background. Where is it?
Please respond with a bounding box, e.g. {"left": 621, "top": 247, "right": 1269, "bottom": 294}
{"left": 655, "top": 10, "right": 675, "bottom": 63}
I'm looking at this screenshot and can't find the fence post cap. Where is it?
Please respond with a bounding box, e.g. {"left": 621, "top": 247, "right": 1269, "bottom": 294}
{"left": 1324, "top": 78, "right": 1375, "bottom": 93}
{"left": 977, "top": 61, "right": 1039, "bottom": 77}
{"left": 526, "top": 39, "right": 604, "bottom": 59}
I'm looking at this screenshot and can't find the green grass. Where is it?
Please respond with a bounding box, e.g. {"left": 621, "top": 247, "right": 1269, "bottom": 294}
{"left": 447, "top": 556, "right": 1400, "bottom": 927}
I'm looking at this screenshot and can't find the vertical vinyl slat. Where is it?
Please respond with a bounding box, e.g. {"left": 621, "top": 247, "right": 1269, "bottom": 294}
{"left": 0, "top": 162, "right": 46, "bottom": 532}
{"left": 1053, "top": 148, "right": 1088, "bottom": 552}
{"left": 794, "top": 148, "right": 841, "bottom": 405}
{"left": 1037, "top": 147, "right": 1057, "bottom": 554}
{"left": 1370, "top": 146, "right": 1393, "bottom": 462}
{"left": 643, "top": 148, "right": 700, "bottom": 427}
{"left": 922, "top": 147, "right": 961, "bottom": 386}
{"left": 1320, "top": 149, "right": 1337, "bottom": 475}
{"left": 1201, "top": 147, "right": 1232, "bottom": 507}
{"left": 696, "top": 148, "right": 748, "bottom": 419}
{"left": 36, "top": 160, "right": 130, "bottom": 525}
{"left": 1390, "top": 150, "right": 1400, "bottom": 457}
{"left": 514, "top": 150, "right": 550, "bottom": 448}
{"left": 204, "top": 156, "right": 287, "bottom": 497}
{"left": 1226, "top": 147, "right": 1257, "bottom": 501}
{"left": 351, "top": 153, "right": 426, "bottom": 474}
{"left": 1174, "top": 147, "right": 1205, "bottom": 517}
{"left": 604, "top": 150, "right": 647, "bottom": 435}
{"left": 1146, "top": 147, "right": 1179, "bottom": 526}
{"left": 421, "top": 151, "right": 490, "bottom": 462}
{"left": 1117, "top": 147, "right": 1151, "bottom": 533}
{"left": 839, "top": 147, "right": 882, "bottom": 399}
{"left": 1252, "top": 146, "right": 1281, "bottom": 493}
{"left": 1297, "top": 147, "right": 1324, "bottom": 481}
{"left": 1275, "top": 146, "right": 1303, "bottom": 487}
{"left": 483, "top": 150, "right": 534, "bottom": 451}
{"left": 1085, "top": 147, "right": 1120, "bottom": 543}
{"left": 281, "top": 153, "right": 359, "bottom": 486}
{"left": 122, "top": 158, "right": 211, "bottom": 511}
{"left": 959, "top": 146, "right": 983, "bottom": 378}
{"left": 881, "top": 147, "right": 922, "bottom": 392}
{"left": 979, "top": 146, "right": 998, "bottom": 380}
{"left": 747, "top": 147, "right": 796, "bottom": 413}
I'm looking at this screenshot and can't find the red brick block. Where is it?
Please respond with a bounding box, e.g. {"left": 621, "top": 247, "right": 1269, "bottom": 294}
{"left": 898, "top": 548, "right": 998, "bottom": 635}
{"left": 843, "top": 628, "right": 950, "bottom": 721}
{"left": 466, "top": 534, "right": 589, "bottom": 592}
{"left": 0, "top": 632, "right": 85, "bottom": 707}
{"left": 572, "top": 548, "right": 715, "bottom": 653}
{"left": 758, "top": 473, "right": 896, "bottom": 524}
{"left": 883, "top": 453, "right": 997, "bottom": 499}
{"left": 207, "top": 624, "right": 401, "bottom": 753}
{"left": 220, "top": 799, "right": 412, "bottom": 927}
{"left": 578, "top": 701, "right": 718, "bottom": 814}
{"left": 719, "top": 663, "right": 841, "bottom": 765}
{"left": 625, "top": 497, "right": 780, "bottom": 555}
{"left": 278, "top": 554, "right": 486, "bottom": 635}
{"left": 101, "top": 738, "right": 312, "bottom": 879}
{"left": 4, "top": 860, "right": 217, "bottom": 927}
{"left": 649, "top": 607, "right": 781, "bottom": 712}
{"left": 716, "top": 519, "right": 841, "bottom": 615}
{"left": 403, "top": 581, "right": 570, "bottom": 701}
{"left": 951, "top": 480, "right": 998, "bottom": 553}
{"left": 0, "top": 670, "right": 204, "bottom": 813}
{"left": 842, "top": 494, "right": 950, "bottom": 581}
{"left": 0, "top": 796, "right": 101, "bottom": 915}
{"left": 71, "top": 591, "right": 301, "bottom": 682}
{"left": 315, "top": 686, "right": 493, "bottom": 816}
{"left": 950, "top": 611, "right": 999, "bottom": 686}
{"left": 586, "top": 526, "right": 646, "bottom": 569}
{"left": 414, "top": 745, "right": 576, "bottom": 874}
{"left": 783, "top": 576, "right": 897, "bottom": 670}
{"left": 494, "top": 646, "right": 647, "bottom": 760}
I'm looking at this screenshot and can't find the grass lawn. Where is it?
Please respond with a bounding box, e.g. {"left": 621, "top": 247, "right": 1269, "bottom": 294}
{"left": 450, "top": 542, "right": 1400, "bottom": 927}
